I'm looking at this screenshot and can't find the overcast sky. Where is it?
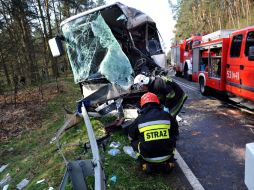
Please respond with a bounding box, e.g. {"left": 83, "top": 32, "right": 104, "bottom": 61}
{"left": 106, "top": 0, "right": 176, "bottom": 53}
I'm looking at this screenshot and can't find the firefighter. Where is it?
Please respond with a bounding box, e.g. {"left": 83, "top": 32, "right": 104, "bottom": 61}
{"left": 133, "top": 74, "right": 187, "bottom": 117}
{"left": 133, "top": 74, "right": 188, "bottom": 138}
{"left": 128, "top": 92, "right": 177, "bottom": 172}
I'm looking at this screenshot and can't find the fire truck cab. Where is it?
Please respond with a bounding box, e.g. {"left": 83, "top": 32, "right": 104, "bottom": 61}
{"left": 192, "top": 27, "right": 254, "bottom": 107}
{"left": 226, "top": 26, "right": 254, "bottom": 103}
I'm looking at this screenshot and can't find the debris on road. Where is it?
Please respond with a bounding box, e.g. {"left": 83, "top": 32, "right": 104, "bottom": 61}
{"left": 109, "top": 141, "right": 121, "bottom": 148}
{"left": 110, "top": 175, "right": 117, "bottom": 183}
{"left": 16, "top": 178, "right": 29, "bottom": 190}
{"left": 108, "top": 148, "right": 120, "bottom": 156}
{"left": 50, "top": 136, "right": 56, "bottom": 144}
{"left": 3, "top": 184, "right": 9, "bottom": 190}
{"left": 176, "top": 115, "right": 182, "bottom": 122}
{"left": 123, "top": 146, "right": 138, "bottom": 159}
{"left": 191, "top": 131, "right": 202, "bottom": 136}
{"left": 0, "top": 174, "right": 11, "bottom": 188}
{"left": 36, "top": 179, "right": 45, "bottom": 184}
{"left": 0, "top": 164, "right": 8, "bottom": 173}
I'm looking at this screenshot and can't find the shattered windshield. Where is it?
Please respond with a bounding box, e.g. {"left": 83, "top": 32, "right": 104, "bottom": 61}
{"left": 62, "top": 13, "right": 134, "bottom": 88}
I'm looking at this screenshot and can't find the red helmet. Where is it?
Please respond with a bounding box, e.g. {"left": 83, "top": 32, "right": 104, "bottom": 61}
{"left": 140, "top": 92, "right": 160, "bottom": 107}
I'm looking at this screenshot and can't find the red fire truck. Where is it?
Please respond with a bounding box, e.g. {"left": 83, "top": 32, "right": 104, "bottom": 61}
{"left": 192, "top": 27, "right": 254, "bottom": 107}
{"left": 171, "top": 36, "right": 202, "bottom": 80}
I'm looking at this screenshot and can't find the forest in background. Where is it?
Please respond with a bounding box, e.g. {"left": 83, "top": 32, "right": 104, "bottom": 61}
{"left": 2, "top": 0, "right": 254, "bottom": 93}
{"left": 169, "top": 0, "right": 254, "bottom": 42}
{"left": 0, "top": 0, "right": 105, "bottom": 93}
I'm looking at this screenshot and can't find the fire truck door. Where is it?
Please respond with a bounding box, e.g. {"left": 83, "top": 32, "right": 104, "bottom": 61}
{"left": 241, "top": 31, "right": 254, "bottom": 99}
{"left": 192, "top": 47, "right": 200, "bottom": 81}
{"left": 226, "top": 34, "right": 243, "bottom": 96}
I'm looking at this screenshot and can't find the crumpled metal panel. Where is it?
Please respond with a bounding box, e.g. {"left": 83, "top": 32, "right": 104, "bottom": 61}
{"left": 82, "top": 83, "right": 129, "bottom": 104}
{"left": 62, "top": 13, "right": 133, "bottom": 89}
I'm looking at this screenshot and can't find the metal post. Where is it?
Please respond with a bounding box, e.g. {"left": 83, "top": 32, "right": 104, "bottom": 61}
{"left": 81, "top": 104, "right": 106, "bottom": 190}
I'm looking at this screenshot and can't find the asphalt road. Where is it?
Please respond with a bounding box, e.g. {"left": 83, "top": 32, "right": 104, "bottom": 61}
{"left": 174, "top": 76, "right": 254, "bottom": 190}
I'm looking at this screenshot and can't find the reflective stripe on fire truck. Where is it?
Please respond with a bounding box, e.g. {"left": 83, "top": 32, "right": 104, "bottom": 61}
{"left": 227, "top": 81, "right": 254, "bottom": 92}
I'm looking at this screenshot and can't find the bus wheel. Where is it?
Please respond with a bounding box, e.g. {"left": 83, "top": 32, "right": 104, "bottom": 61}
{"left": 199, "top": 78, "right": 209, "bottom": 95}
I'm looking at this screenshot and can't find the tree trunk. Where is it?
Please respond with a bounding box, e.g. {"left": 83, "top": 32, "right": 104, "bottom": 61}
{"left": 46, "top": 0, "right": 59, "bottom": 77}
{"left": 0, "top": 53, "right": 11, "bottom": 85}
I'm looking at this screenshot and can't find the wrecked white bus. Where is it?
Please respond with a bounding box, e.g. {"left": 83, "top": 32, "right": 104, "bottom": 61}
{"left": 49, "top": 3, "right": 168, "bottom": 189}
{"left": 49, "top": 2, "right": 167, "bottom": 108}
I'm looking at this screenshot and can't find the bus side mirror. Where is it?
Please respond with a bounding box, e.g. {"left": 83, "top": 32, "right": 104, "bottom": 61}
{"left": 248, "top": 46, "right": 254, "bottom": 61}
{"left": 48, "top": 36, "right": 64, "bottom": 57}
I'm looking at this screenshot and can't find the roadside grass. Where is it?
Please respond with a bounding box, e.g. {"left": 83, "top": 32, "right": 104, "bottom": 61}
{"left": 0, "top": 78, "right": 175, "bottom": 190}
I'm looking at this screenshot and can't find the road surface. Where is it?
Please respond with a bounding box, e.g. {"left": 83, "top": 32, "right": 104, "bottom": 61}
{"left": 174, "top": 76, "right": 254, "bottom": 190}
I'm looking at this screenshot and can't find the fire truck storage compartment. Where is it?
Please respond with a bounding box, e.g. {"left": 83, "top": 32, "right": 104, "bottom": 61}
{"left": 209, "top": 43, "right": 222, "bottom": 78}
{"left": 192, "top": 48, "right": 200, "bottom": 74}
{"left": 171, "top": 45, "right": 180, "bottom": 66}
{"left": 199, "top": 46, "right": 209, "bottom": 72}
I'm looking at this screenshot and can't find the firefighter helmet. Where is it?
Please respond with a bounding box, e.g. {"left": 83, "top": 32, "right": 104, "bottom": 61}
{"left": 140, "top": 92, "right": 160, "bottom": 107}
{"left": 134, "top": 74, "right": 150, "bottom": 86}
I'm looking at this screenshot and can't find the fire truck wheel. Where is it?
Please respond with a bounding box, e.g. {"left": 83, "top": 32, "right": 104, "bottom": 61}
{"left": 184, "top": 64, "right": 192, "bottom": 81}
{"left": 175, "top": 71, "right": 182, "bottom": 77}
{"left": 199, "top": 78, "right": 209, "bottom": 95}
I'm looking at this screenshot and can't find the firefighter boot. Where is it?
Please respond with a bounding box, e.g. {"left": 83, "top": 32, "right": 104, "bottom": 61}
{"left": 141, "top": 163, "right": 152, "bottom": 173}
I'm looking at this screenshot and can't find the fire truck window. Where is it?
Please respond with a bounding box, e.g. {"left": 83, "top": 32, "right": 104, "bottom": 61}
{"left": 230, "top": 34, "right": 243, "bottom": 57}
{"left": 185, "top": 43, "right": 189, "bottom": 51}
{"left": 189, "top": 41, "right": 193, "bottom": 50}
{"left": 200, "top": 49, "right": 208, "bottom": 72}
{"left": 245, "top": 32, "right": 254, "bottom": 56}
{"left": 193, "top": 40, "right": 201, "bottom": 46}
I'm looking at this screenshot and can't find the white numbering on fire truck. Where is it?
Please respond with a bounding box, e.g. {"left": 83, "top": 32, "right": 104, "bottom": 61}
{"left": 227, "top": 71, "right": 239, "bottom": 80}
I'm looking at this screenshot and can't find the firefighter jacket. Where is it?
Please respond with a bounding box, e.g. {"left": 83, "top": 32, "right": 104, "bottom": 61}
{"left": 128, "top": 104, "right": 177, "bottom": 163}
{"left": 148, "top": 76, "right": 187, "bottom": 117}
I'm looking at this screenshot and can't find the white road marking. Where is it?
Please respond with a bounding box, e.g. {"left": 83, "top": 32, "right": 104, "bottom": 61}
{"left": 175, "top": 149, "right": 205, "bottom": 190}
